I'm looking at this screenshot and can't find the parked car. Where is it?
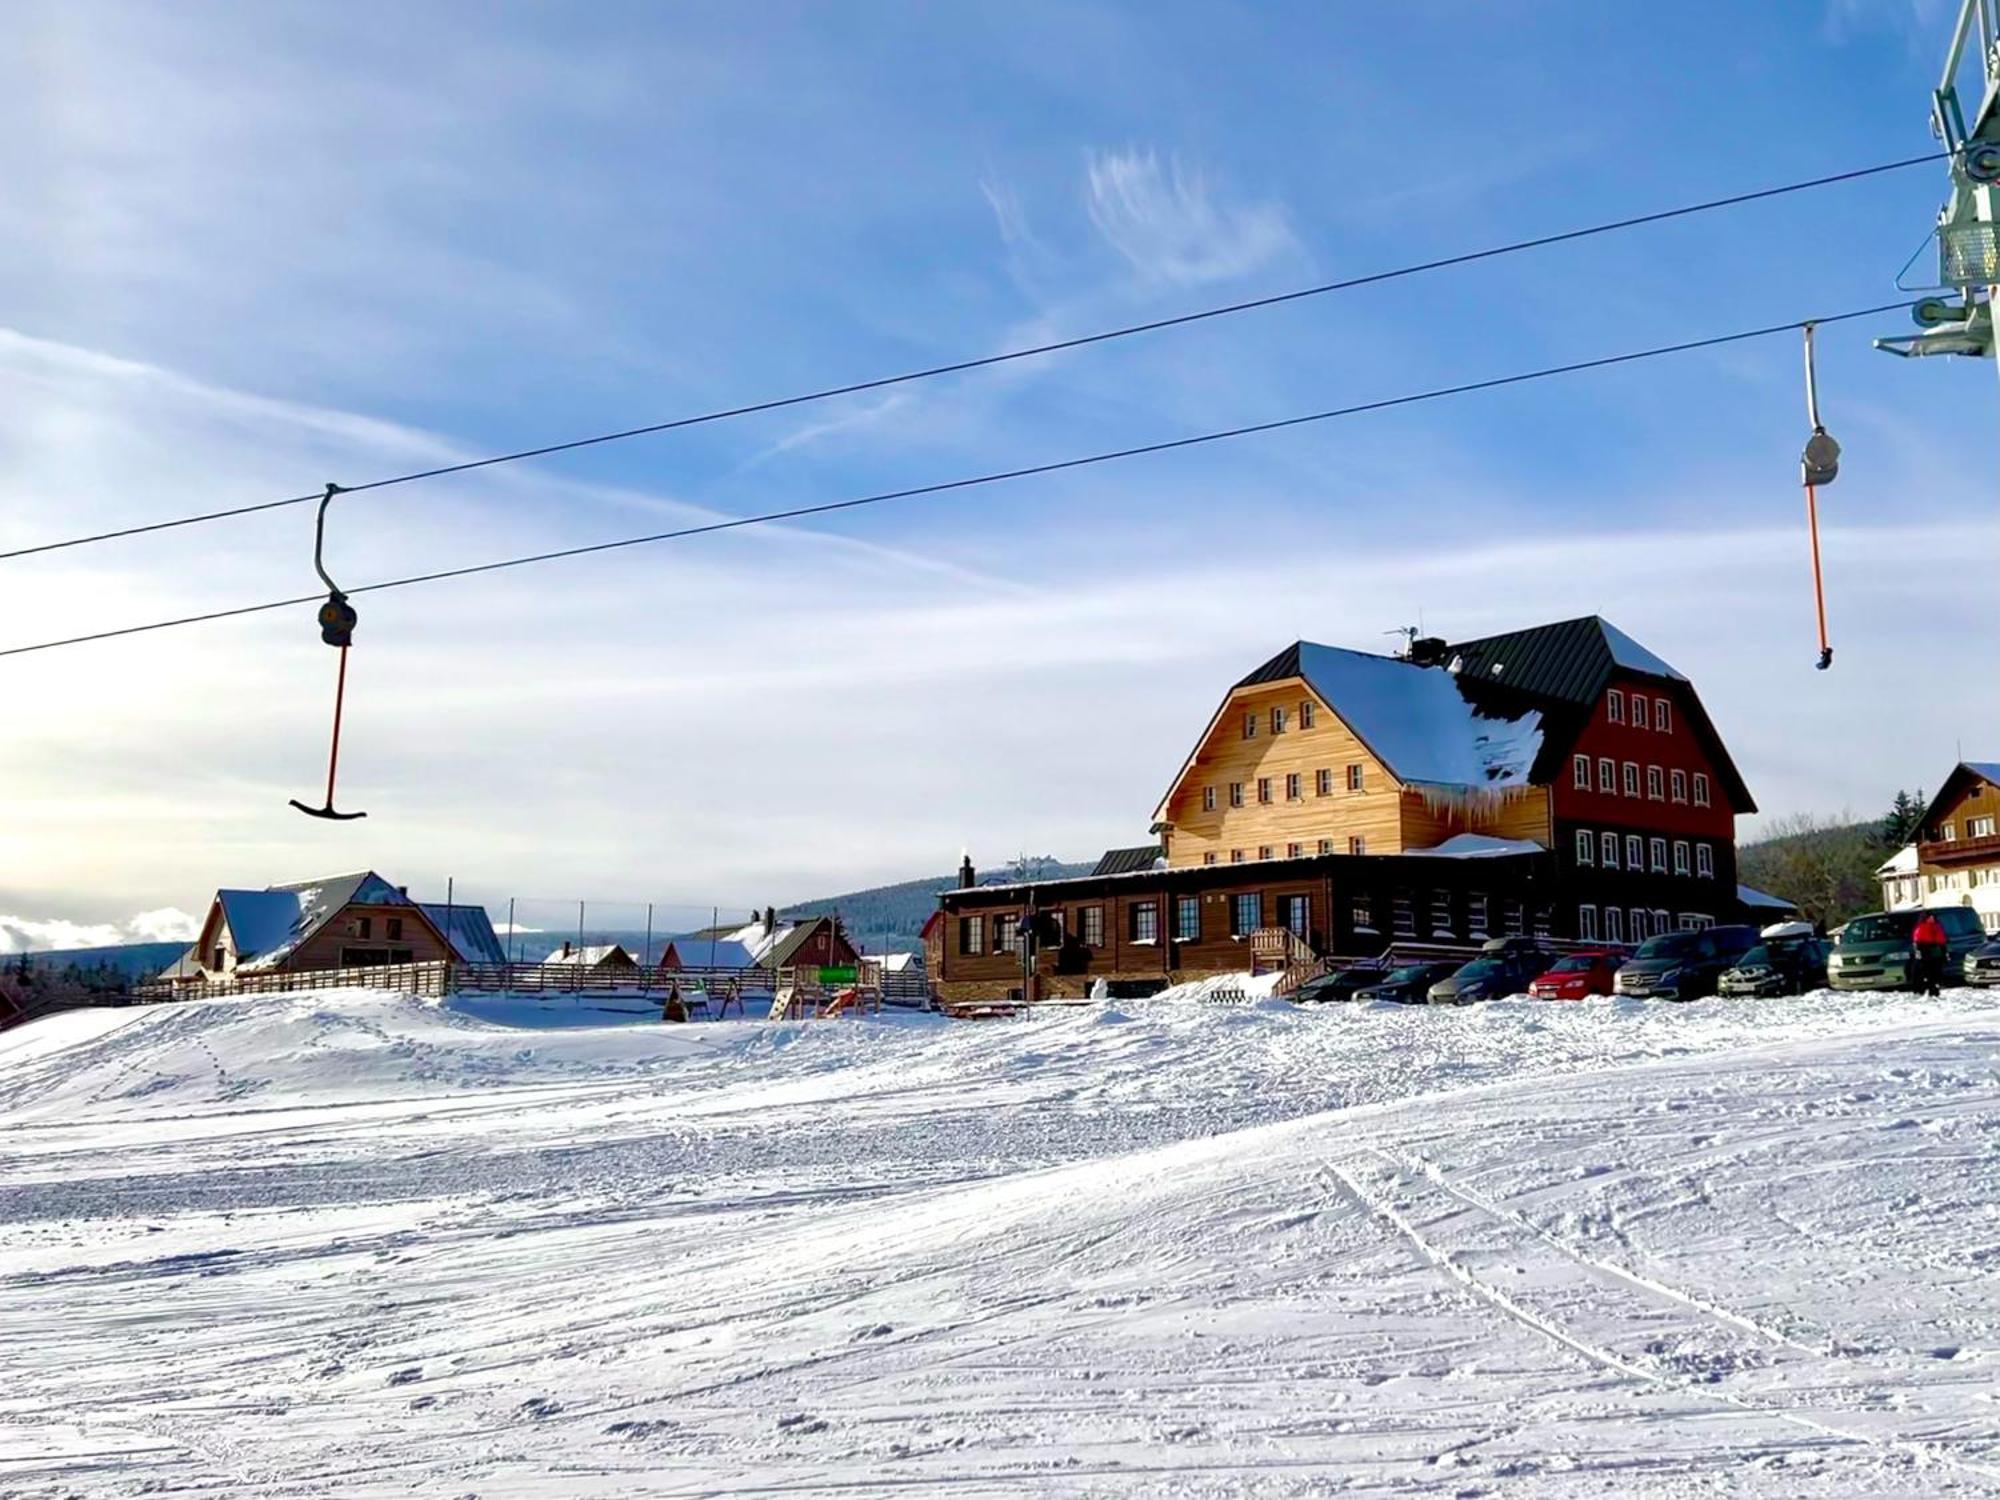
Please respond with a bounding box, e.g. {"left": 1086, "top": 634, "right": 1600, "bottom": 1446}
{"left": 1717, "top": 924, "right": 1831, "bottom": 998}
{"left": 1527, "top": 949, "right": 1624, "bottom": 1000}
{"left": 1428, "top": 948, "right": 1554, "bottom": 1004}
{"left": 1352, "top": 961, "right": 1463, "bottom": 1005}
{"left": 1293, "top": 965, "right": 1389, "bottom": 1004}
{"left": 1829, "top": 907, "right": 1986, "bottom": 991}
{"left": 1964, "top": 933, "right": 2000, "bottom": 988}
{"left": 1613, "top": 925, "right": 1757, "bottom": 1002}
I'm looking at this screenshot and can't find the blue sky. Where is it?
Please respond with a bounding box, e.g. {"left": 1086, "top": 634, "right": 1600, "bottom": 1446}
{"left": 2, "top": 0, "right": 1994, "bottom": 940}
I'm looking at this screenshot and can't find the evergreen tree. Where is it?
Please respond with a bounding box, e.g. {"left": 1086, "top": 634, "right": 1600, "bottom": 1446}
{"left": 1882, "top": 788, "right": 1927, "bottom": 846}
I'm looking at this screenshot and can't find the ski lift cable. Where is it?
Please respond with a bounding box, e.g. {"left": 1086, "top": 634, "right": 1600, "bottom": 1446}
{"left": 0, "top": 151, "right": 1951, "bottom": 566}
{"left": 0, "top": 297, "right": 1917, "bottom": 663}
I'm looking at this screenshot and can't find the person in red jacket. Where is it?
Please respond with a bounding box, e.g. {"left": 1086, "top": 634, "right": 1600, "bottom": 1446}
{"left": 1912, "top": 911, "right": 1949, "bottom": 996}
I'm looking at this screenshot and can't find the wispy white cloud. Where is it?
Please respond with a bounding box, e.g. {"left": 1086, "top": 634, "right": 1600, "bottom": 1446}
{"left": 0, "top": 906, "right": 197, "bottom": 954}
{"left": 1084, "top": 148, "right": 1298, "bottom": 286}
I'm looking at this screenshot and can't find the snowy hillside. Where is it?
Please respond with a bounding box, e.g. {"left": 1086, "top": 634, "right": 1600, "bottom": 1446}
{"left": 5, "top": 986, "right": 2000, "bottom": 1495}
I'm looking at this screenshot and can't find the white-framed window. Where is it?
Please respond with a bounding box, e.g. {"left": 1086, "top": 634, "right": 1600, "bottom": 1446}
{"left": 1626, "top": 834, "right": 1644, "bottom": 870}
{"left": 1317, "top": 838, "right": 1334, "bottom": 856}
{"left": 1647, "top": 836, "right": 1665, "bottom": 872}
{"left": 1944, "top": 824, "right": 1958, "bottom": 842}
{"left": 1351, "top": 894, "right": 1375, "bottom": 932}
{"left": 1673, "top": 840, "right": 1691, "bottom": 876}
{"left": 1504, "top": 899, "right": 1526, "bottom": 937}
{"left": 1129, "top": 903, "right": 1158, "bottom": 944}
{"left": 1174, "top": 896, "right": 1200, "bottom": 942}
{"left": 1229, "top": 849, "right": 1244, "bottom": 864}
{"left": 1607, "top": 689, "right": 1625, "bottom": 724}
{"left": 997, "top": 914, "right": 1020, "bottom": 954}
{"left": 1632, "top": 695, "right": 1650, "bottom": 731}
{"left": 1243, "top": 711, "right": 1257, "bottom": 739}
{"left": 1346, "top": 763, "right": 1365, "bottom": 792}
{"left": 1598, "top": 757, "right": 1616, "bottom": 793}
{"left": 1656, "top": 697, "right": 1672, "bottom": 733}
{"left": 1257, "top": 777, "right": 1272, "bottom": 805}
{"left": 1271, "top": 706, "right": 1287, "bottom": 735}
{"left": 1468, "top": 893, "right": 1489, "bottom": 938}
{"left": 1573, "top": 754, "right": 1591, "bottom": 790}
{"left": 1692, "top": 773, "right": 1711, "bottom": 808}
{"left": 1285, "top": 772, "right": 1302, "bottom": 802}
{"left": 1430, "top": 889, "right": 1455, "bottom": 937}
{"left": 1679, "top": 912, "right": 1713, "bottom": 931}
{"left": 1232, "top": 893, "right": 1261, "bottom": 938}
{"left": 1202, "top": 785, "right": 1216, "bottom": 813}
{"left": 1257, "top": 845, "right": 1273, "bottom": 861}
{"left": 1605, "top": 906, "right": 1624, "bottom": 945}
{"left": 1575, "top": 828, "right": 1594, "bottom": 865}
{"left": 1972, "top": 815, "right": 1996, "bottom": 838}
{"left": 1283, "top": 894, "right": 1309, "bottom": 936}
{"left": 1623, "top": 761, "right": 1640, "bottom": 797}
{"left": 1533, "top": 905, "right": 1554, "bottom": 939}
{"left": 1393, "top": 894, "right": 1416, "bottom": 937}
{"left": 1578, "top": 904, "right": 1600, "bottom": 941}
{"left": 1670, "top": 769, "right": 1688, "bottom": 804}
{"left": 1229, "top": 782, "right": 1244, "bottom": 808}
{"left": 1080, "top": 905, "right": 1105, "bottom": 947}
{"left": 1696, "top": 843, "right": 1714, "bottom": 878}
{"left": 1630, "top": 907, "right": 1651, "bottom": 942}
{"left": 1316, "top": 768, "right": 1333, "bottom": 796}
{"left": 1286, "top": 842, "right": 1302, "bottom": 859}
{"left": 1647, "top": 765, "right": 1664, "bottom": 800}
{"left": 1300, "top": 700, "right": 1315, "bottom": 730}
{"left": 1653, "top": 907, "right": 1670, "bottom": 934}
{"left": 1348, "top": 835, "right": 1367, "bottom": 856}
{"left": 1203, "top": 852, "right": 1217, "bottom": 866}
{"left": 1601, "top": 831, "right": 1620, "bottom": 868}
{"left": 958, "top": 915, "right": 985, "bottom": 955}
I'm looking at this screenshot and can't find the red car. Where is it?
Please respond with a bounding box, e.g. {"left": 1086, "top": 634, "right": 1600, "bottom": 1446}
{"left": 1528, "top": 949, "right": 1624, "bottom": 1000}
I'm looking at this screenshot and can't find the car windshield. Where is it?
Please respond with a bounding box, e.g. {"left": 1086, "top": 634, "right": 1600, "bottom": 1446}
{"left": 1547, "top": 955, "right": 1597, "bottom": 974}
{"left": 1634, "top": 933, "right": 1699, "bottom": 961}
{"left": 1735, "top": 946, "right": 1771, "bottom": 968}
{"left": 1842, "top": 913, "right": 1914, "bottom": 945}
{"left": 1455, "top": 960, "right": 1503, "bottom": 981}
{"left": 1384, "top": 966, "right": 1431, "bottom": 983}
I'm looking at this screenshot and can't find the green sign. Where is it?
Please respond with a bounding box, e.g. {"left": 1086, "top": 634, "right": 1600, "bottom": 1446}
{"left": 818, "top": 965, "right": 859, "bottom": 985}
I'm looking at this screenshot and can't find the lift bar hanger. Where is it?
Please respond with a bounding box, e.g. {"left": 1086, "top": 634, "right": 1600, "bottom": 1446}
{"left": 289, "top": 483, "right": 367, "bottom": 820}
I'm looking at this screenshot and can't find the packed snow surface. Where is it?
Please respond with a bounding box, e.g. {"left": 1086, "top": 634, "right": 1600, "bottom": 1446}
{"left": 6, "top": 985, "right": 2000, "bottom": 1496}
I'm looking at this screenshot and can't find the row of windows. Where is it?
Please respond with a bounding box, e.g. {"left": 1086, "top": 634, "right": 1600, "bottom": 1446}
{"left": 1573, "top": 828, "right": 1715, "bottom": 878}
{"left": 1605, "top": 689, "right": 1673, "bottom": 734}
{"left": 1202, "top": 836, "right": 1366, "bottom": 865}
{"left": 1203, "top": 764, "right": 1364, "bottom": 812}
{"left": 1934, "top": 815, "right": 1998, "bottom": 842}
{"left": 1572, "top": 755, "right": 1710, "bottom": 807}
{"left": 1243, "top": 700, "right": 1319, "bottom": 739}
{"left": 1928, "top": 867, "right": 2000, "bottom": 892}
{"left": 1576, "top": 906, "right": 1713, "bottom": 942}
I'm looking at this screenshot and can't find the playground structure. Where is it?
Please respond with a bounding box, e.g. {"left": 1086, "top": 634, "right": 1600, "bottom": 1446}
{"left": 768, "top": 959, "right": 889, "bottom": 1021}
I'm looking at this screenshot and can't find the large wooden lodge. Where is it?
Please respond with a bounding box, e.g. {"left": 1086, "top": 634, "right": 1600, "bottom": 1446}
{"left": 936, "top": 616, "right": 1759, "bottom": 1004}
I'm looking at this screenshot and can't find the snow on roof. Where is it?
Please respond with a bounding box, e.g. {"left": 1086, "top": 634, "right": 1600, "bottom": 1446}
{"left": 1738, "top": 884, "right": 1799, "bottom": 911}
{"left": 1294, "top": 643, "right": 1542, "bottom": 788}
{"left": 419, "top": 903, "right": 506, "bottom": 965}
{"left": 1600, "top": 619, "right": 1688, "bottom": 682}
{"left": 1875, "top": 844, "right": 1919, "bottom": 878}
{"left": 542, "top": 944, "right": 632, "bottom": 967}
{"left": 674, "top": 938, "right": 757, "bottom": 968}
{"left": 1400, "top": 834, "right": 1546, "bottom": 859}
{"left": 218, "top": 890, "right": 307, "bottom": 968}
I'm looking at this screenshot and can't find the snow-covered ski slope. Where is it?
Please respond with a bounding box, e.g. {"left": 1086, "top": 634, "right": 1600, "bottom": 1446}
{"left": 5, "top": 986, "right": 2000, "bottom": 1497}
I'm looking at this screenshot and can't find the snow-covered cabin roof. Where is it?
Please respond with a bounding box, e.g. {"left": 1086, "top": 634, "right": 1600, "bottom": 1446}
{"left": 1400, "top": 834, "right": 1546, "bottom": 859}
{"left": 1281, "top": 643, "right": 1543, "bottom": 790}
{"left": 419, "top": 903, "right": 506, "bottom": 964}
{"left": 1738, "top": 884, "right": 1800, "bottom": 913}
{"left": 670, "top": 937, "right": 758, "bottom": 968}
{"left": 541, "top": 943, "right": 636, "bottom": 968}
{"left": 218, "top": 872, "right": 426, "bottom": 973}
{"left": 1874, "top": 844, "right": 1919, "bottom": 879}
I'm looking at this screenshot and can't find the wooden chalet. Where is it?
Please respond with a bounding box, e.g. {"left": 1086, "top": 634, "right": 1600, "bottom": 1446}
{"left": 936, "top": 616, "right": 1757, "bottom": 1003}
{"left": 542, "top": 941, "right": 641, "bottom": 972}
{"left": 180, "top": 871, "right": 458, "bottom": 981}
{"left": 1912, "top": 761, "right": 2000, "bottom": 932}
{"left": 657, "top": 911, "right": 858, "bottom": 973}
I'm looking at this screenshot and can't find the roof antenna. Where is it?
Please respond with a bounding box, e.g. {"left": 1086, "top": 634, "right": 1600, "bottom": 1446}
{"left": 1799, "top": 323, "right": 1840, "bottom": 671}
{"left": 1385, "top": 625, "right": 1420, "bottom": 658}
{"left": 289, "top": 484, "right": 367, "bottom": 821}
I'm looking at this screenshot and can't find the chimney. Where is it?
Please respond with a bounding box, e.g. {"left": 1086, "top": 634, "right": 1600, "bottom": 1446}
{"left": 764, "top": 905, "right": 776, "bottom": 933}
{"left": 1408, "top": 636, "right": 1450, "bottom": 667}
{"left": 958, "top": 852, "right": 977, "bottom": 889}
{"left": 561, "top": 940, "right": 572, "bottom": 958}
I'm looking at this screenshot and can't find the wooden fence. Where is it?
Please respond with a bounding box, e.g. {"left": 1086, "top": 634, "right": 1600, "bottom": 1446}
{"left": 130, "top": 958, "right": 934, "bottom": 1008}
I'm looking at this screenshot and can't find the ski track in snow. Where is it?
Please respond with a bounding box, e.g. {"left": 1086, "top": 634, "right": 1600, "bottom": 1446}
{"left": 3, "top": 986, "right": 2000, "bottom": 1495}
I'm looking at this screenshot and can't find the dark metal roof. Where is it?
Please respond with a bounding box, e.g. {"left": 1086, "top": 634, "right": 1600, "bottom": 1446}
{"left": 1233, "top": 642, "right": 1305, "bottom": 691}
{"left": 1091, "top": 845, "right": 1164, "bottom": 877}
{"left": 1448, "top": 616, "right": 1621, "bottom": 706}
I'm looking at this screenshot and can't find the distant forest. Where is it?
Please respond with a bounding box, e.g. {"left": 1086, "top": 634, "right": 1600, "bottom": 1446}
{"left": 781, "top": 855, "right": 1095, "bottom": 952}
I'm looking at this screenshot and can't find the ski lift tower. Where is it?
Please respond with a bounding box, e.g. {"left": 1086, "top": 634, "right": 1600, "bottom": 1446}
{"left": 1876, "top": 0, "right": 2000, "bottom": 368}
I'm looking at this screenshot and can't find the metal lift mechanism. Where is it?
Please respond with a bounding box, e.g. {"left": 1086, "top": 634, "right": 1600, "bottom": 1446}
{"left": 290, "top": 483, "right": 366, "bottom": 821}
